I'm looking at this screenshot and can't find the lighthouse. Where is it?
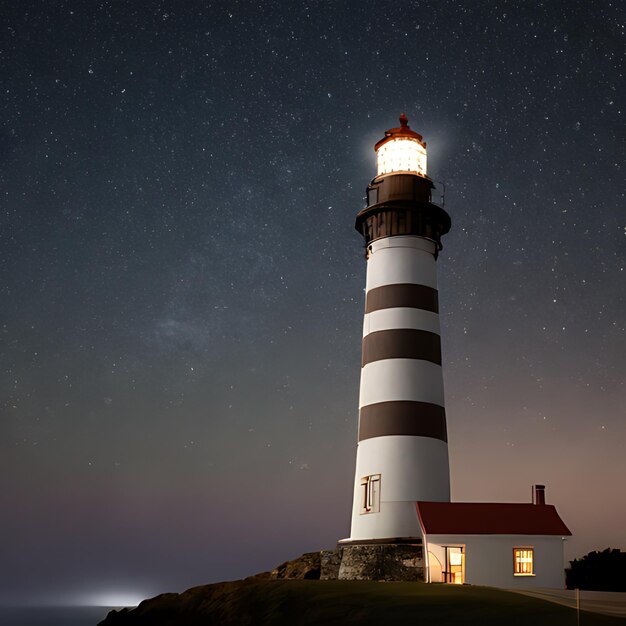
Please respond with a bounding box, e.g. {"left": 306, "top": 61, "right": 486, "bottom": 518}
{"left": 345, "top": 114, "right": 452, "bottom": 543}
{"left": 322, "top": 116, "right": 571, "bottom": 585}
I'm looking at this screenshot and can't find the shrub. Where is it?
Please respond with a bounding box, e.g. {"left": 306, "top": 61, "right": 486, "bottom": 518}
{"left": 566, "top": 548, "right": 626, "bottom": 591}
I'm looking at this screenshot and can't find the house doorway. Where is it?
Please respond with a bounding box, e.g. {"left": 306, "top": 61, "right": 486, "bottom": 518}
{"left": 444, "top": 546, "right": 465, "bottom": 584}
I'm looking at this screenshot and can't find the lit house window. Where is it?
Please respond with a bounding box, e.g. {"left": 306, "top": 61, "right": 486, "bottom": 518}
{"left": 360, "top": 474, "right": 381, "bottom": 514}
{"left": 513, "top": 548, "right": 535, "bottom": 576}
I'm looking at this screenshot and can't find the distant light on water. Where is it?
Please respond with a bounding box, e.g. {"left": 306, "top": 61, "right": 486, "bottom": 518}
{"left": 72, "top": 591, "right": 149, "bottom": 607}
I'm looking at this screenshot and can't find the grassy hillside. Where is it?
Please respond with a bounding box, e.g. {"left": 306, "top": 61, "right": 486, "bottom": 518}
{"left": 99, "top": 579, "right": 626, "bottom": 625}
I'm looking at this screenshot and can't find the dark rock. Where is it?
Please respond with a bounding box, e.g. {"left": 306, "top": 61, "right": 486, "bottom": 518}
{"left": 98, "top": 547, "right": 427, "bottom": 624}
{"left": 270, "top": 551, "right": 321, "bottom": 580}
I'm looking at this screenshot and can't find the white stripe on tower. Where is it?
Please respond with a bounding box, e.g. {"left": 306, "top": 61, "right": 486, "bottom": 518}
{"left": 365, "top": 237, "right": 437, "bottom": 291}
{"left": 363, "top": 307, "right": 441, "bottom": 337}
{"left": 359, "top": 359, "right": 444, "bottom": 407}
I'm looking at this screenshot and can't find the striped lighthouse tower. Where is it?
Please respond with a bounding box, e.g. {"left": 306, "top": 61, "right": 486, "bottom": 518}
{"left": 345, "top": 114, "right": 452, "bottom": 543}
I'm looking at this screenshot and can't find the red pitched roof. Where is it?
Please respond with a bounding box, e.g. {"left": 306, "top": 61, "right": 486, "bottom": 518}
{"left": 416, "top": 501, "right": 572, "bottom": 536}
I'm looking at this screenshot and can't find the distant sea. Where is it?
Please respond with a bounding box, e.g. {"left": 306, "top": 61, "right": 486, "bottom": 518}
{"left": 0, "top": 605, "right": 122, "bottom": 626}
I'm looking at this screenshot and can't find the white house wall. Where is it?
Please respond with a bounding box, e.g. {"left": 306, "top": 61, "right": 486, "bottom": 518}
{"left": 426, "top": 534, "right": 566, "bottom": 589}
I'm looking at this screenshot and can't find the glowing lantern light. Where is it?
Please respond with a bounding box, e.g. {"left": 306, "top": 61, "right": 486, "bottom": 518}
{"left": 375, "top": 113, "right": 427, "bottom": 177}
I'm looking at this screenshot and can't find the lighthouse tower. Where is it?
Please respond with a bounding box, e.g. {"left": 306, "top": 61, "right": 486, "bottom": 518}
{"left": 345, "top": 114, "right": 452, "bottom": 543}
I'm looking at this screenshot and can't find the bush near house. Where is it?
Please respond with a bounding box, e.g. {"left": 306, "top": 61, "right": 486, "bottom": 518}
{"left": 566, "top": 548, "right": 626, "bottom": 592}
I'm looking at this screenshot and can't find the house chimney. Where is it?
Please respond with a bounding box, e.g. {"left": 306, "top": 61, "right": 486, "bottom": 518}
{"left": 533, "top": 484, "right": 546, "bottom": 505}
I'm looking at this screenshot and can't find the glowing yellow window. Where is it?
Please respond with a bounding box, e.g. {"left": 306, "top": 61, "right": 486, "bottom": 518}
{"left": 513, "top": 548, "right": 535, "bottom": 576}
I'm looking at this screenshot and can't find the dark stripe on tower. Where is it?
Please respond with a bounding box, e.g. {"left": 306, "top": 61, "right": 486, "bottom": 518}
{"left": 365, "top": 283, "right": 439, "bottom": 314}
{"left": 358, "top": 401, "right": 447, "bottom": 442}
{"left": 362, "top": 329, "right": 441, "bottom": 367}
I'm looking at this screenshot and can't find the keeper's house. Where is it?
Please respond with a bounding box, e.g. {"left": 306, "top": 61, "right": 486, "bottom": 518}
{"left": 417, "top": 485, "right": 572, "bottom": 588}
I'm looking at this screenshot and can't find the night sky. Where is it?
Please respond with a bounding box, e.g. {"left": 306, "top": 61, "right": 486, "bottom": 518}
{"left": 2, "top": 0, "right": 624, "bottom": 606}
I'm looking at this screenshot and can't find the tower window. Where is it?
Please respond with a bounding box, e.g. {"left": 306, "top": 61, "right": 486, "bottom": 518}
{"left": 360, "top": 474, "right": 381, "bottom": 514}
{"left": 513, "top": 548, "right": 535, "bottom": 576}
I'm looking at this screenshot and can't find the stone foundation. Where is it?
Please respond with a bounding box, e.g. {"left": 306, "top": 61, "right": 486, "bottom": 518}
{"left": 320, "top": 543, "right": 424, "bottom": 582}
{"left": 320, "top": 549, "right": 342, "bottom": 580}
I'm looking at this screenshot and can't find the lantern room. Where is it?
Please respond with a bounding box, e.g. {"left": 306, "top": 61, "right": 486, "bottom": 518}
{"left": 375, "top": 113, "right": 427, "bottom": 177}
{"left": 355, "top": 114, "right": 450, "bottom": 254}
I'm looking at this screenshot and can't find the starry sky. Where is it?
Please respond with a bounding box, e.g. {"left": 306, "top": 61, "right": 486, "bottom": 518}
{"left": 1, "top": 0, "right": 624, "bottom": 606}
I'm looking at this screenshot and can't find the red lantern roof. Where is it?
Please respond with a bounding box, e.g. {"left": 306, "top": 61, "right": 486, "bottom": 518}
{"left": 375, "top": 113, "right": 425, "bottom": 152}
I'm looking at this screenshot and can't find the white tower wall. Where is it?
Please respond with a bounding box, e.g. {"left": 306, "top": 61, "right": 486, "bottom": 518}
{"left": 347, "top": 236, "right": 450, "bottom": 541}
